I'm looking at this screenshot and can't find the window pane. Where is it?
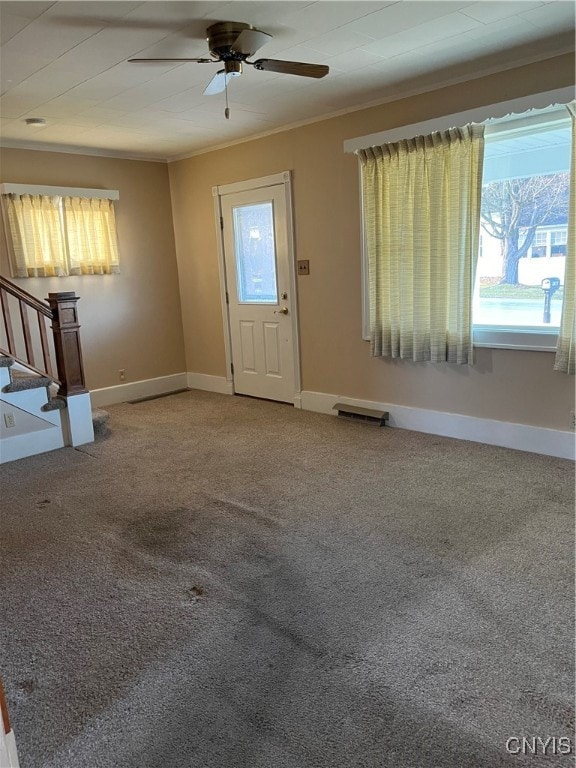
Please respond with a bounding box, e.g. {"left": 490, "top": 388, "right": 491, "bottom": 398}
{"left": 534, "top": 231, "right": 547, "bottom": 245}
{"left": 232, "top": 202, "right": 278, "bottom": 303}
{"left": 2, "top": 194, "right": 68, "bottom": 277}
{"left": 552, "top": 230, "right": 567, "bottom": 245}
{"left": 474, "top": 119, "right": 570, "bottom": 330}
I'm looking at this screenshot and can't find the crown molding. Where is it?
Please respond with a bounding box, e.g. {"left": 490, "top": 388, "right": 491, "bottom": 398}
{"left": 0, "top": 140, "right": 168, "bottom": 164}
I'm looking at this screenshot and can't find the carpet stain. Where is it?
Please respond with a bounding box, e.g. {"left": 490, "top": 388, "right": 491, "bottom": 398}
{"left": 518, "top": 690, "right": 575, "bottom": 730}
{"left": 209, "top": 496, "right": 282, "bottom": 529}
{"left": 122, "top": 508, "right": 193, "bottom": 562}
{"left": 237, "top": 600, "right": 327, "bottom": 661}
{"left": 16, "top": 678, "right": 38, "bottom": 694}
{"left": 187, "top": 585, "right": 204, "bottom": 603}
{"left": 425, "top": 660, "right": 453, "bottom": 675}
{"left": 119, "top": 503, "right": 279, "bottom": 572}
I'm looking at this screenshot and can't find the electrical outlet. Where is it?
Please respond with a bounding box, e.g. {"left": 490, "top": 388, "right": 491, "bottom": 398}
{"left": 570, "top": 410, "right": 576, "bottom": 430}
{"left": 4, "top": 412, "right": 15, "bottom": 428}
{"left": 119, "top": 369, "right": 126, "bottom": 381}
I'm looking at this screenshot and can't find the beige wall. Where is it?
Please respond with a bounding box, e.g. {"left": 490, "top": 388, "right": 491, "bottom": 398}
{"left": 0, "top": 149, "right": 186, "bottom": 390}
{"left": 169, "top": 54, "right": 575, "bottom": 431}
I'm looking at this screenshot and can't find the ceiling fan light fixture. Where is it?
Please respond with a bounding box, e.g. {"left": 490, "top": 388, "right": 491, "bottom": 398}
{"left": 224, "top": 60, "right": 242, "bottom": 77}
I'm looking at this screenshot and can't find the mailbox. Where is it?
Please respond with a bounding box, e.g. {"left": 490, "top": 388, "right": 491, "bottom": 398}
{"left": 541, "top": 277, "right": 561, "bottom": 292}
{"left": 541, "top": 276, "right": 561, "bottom": 324}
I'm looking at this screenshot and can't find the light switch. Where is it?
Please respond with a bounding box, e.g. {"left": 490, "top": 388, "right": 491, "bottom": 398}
{"left": 297, "top": 260, "right": 310, "bottom": 275}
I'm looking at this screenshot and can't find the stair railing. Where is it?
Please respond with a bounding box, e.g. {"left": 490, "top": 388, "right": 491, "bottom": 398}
{"left": 0, "top": 276, "right": 87, "bottom": 398}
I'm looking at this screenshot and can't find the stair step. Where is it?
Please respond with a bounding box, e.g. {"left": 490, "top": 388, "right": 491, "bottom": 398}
{"left": 92, "top": 408, "right": 110, "bottom": 436}
{"left": 0, "top": 356, "right": 14, "bottom": 368}
{"left": 3, "top": 374, "right": 52, "bottom": 393}
{"left": 92, "top": 408, "right": 109, "bottom": 426}
{"left": 42, "top": 397, "right": 67, "bottom": 412}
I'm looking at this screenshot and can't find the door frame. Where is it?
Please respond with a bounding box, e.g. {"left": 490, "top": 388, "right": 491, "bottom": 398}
{"left": 212, "top": 171, "right": 302, "bottom": 407}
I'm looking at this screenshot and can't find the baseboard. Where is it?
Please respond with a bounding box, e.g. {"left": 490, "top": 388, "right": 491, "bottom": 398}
{"left": 88, "top": 378, "right": 573, "bottom": 459}
{"left": 90, "top": 373, "right": 189, "bottom": 407}
{"left": 187, "top": 372, "right": 234, "bottom": 395}
{"left": 187, "top": 372, "right": 300, "bottom": 403}
{"left": 0, "top": 425, "right": 65, "bottom": 463}
{"left": 300, "top": 390, "right": 575, "bottom": 461}
{"left": 300, "top": 391, "right": 336, "bottom": 415}
{"left": 90, "top": 372, "right": 235, "bottom": 407}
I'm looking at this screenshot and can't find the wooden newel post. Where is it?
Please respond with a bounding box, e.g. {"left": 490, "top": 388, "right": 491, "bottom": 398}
{"left": 47, "top": 292, "right": 88, "bottom": 397}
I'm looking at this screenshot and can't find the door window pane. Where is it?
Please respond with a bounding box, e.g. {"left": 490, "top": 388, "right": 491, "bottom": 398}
{"left": 233, "top": 202, "right": 278, "bottom": 303}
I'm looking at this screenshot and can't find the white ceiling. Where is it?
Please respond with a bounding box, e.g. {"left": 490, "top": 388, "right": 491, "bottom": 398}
{"left": 1, "top": 1, "right": 574, "bottom": 161}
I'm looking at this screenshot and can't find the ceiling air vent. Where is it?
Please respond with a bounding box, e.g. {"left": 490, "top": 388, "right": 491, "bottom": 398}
{"left": 333, "top": 403, "right": 389, "bottom": 426}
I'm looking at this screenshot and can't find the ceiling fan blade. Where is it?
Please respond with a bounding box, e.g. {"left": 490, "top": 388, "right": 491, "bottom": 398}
{"left": 232, "top": 28, "right": 272, "bottom": 56}
{"left": 203, "top": 69, "right": 234, "bottom": 96}
{"left": 251, "top": 59, "right": 329, "bottom": 78}
{"left": 128, "top": 57, "right": 214, "bottom": 63}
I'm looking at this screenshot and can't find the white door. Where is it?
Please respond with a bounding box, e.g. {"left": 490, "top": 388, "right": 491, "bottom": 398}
{"left": 220, "top": 182, "right": 297, "bottom": 403}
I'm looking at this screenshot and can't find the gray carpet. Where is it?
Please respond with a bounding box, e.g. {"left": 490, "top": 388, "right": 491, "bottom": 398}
{"left": 0, "top": 390, "right": 574, "bottom": 768}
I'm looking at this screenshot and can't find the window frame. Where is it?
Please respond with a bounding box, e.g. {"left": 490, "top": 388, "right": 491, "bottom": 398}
{"left": 347, "top": 86, "right": 574, "bottom": 350}
{"left": 0, "top": 184, "right": 119, "bottom": 201}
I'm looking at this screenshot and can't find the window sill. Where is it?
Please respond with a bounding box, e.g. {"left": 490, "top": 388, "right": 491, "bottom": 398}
{"left": 361, "top": 329, "right": 559, "bottom": 352}
{"left": 473, "top": 326, "right": 558, "bottom": 352}
{"left": 362, "top": 325, "right": 558, "bottom": 352}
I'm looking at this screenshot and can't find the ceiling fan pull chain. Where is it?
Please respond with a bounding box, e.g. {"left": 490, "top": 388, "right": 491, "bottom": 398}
{"left": 224, "top": 80, "right": 230, "bottom": 120}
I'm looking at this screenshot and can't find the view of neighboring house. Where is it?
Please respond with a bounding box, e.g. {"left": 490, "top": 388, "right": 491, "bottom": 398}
{"left": 479, "top": 224, "right": 568, "bottom": 286}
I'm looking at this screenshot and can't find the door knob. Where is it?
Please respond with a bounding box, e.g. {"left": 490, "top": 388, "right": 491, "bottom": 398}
{"left": 274, "top": 307, "right": 288, "bottom": 315}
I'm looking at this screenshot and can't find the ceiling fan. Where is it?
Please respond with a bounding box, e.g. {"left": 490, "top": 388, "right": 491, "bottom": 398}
{"left": 128, "top": 21, "right": 329, "bottom": 117}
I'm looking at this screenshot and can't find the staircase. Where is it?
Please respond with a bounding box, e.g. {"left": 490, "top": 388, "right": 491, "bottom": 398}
{"left": 1, "top": 356, "right": 65, "bottom": 462}
{"left": 0, "top": 277, "right": 95, "bottom": 463}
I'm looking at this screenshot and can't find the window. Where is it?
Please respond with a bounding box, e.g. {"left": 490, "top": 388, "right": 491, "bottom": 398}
{"left": 551, "top": 229, "right": 567, "bottom": 256}
{"left": 531, "top": 230, "right": 548, "bottom": 258}
{"left": 522, "top": 227, "right": 568, "bottom": 258}
{"left": 349, "top": 87, "right": 574, "bottom": 353}
{"left": 473, "top": 110, "right": 571, "bottom": 349}
{"left": 232, "top": 202, "right": 278, "bottom": 303}
{"left": 1, "top": 184, "right": 120, "bottom": 278}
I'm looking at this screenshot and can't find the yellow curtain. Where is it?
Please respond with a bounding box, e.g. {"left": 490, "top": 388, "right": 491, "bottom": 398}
{"left": 63, "top": 197, "right": 120, "bottom": 275}
{"left": 359, "top": 124, "right": 485, "bottom": 363}
{"left": 3, "top": 194, "right": 67, "bottom": 277}
{"left": 554, "top": 102, "right": 575, "bottom": 375}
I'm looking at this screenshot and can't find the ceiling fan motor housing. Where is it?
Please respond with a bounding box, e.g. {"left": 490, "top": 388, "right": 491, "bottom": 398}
{"left": 207, "top": 21, "right": 254, "bottom": 59}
